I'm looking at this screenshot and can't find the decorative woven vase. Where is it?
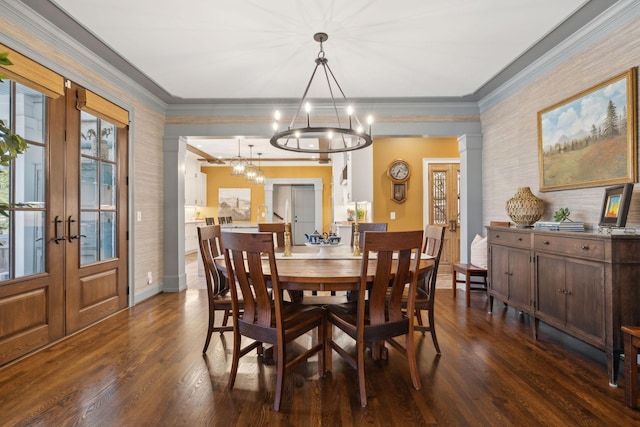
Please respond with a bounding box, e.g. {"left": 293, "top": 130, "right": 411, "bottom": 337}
{"left": 505, "top": 187, "right": 544, "bottom": 228}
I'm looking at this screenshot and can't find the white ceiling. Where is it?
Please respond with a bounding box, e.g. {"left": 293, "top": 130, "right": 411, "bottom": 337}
{"left": 45, "top": 0, "right": 595, "bottom": 162}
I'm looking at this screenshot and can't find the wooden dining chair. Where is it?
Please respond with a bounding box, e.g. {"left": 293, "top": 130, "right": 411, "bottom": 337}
{"left": 217, "top": 216, "right": 226, "bottom": 225}
{"left": 258, "top": 222, "right": 286, "bottom": 247}
{"left": 205, "top": 217, "right": 215, "bottom": 225}
{"left": 410, "top": 225, "right": 446, "bottom": 353}
{"left": 350, "top": 222, "right": 387, "bottom": 247}
{"left": 325, "top": 230, "right": 424, "bottom": 407}
{"left": 221, "top": 231, "right": 326, "bottom": 412}
{"left": 197, "top": 225, "right": 238, "bottom": 353}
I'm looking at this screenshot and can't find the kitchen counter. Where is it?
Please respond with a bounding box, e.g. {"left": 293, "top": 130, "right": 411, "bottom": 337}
{"left": 186, "top": 219, "right": 205, "bottom": 224}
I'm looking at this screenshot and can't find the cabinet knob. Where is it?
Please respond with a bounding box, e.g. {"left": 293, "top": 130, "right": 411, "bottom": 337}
{"left": 580, "top": 245, "right": 589, "bottom": 250}
{"left": 558, "top": 289, "right": 564, "bottom": 293}
{"left": 543, "top": 241, "right": 550, "bottom": 245}
{"left": 518, "top": 237, "right": 522, "bottom": 241}
{"left": 495, "top": 235, "right": 500, "bottom": 238}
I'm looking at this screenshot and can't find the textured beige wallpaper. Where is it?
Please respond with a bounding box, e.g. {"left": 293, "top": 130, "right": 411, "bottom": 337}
{"left": 482, "top": 13, "right": 640, "bottom": 230}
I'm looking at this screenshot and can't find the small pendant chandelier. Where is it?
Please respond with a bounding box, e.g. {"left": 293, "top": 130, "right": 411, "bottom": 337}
{"left": 254, "top": 153, "right": 265, "bottom": 185}
{"left": 229, "top": 139, "right": 247, "bottom": 176}
{"left": 270, "top": 32, "right": 373, "bottom": 154}
{"left": 245, "top": 144, "right": 257, "bottom": 182}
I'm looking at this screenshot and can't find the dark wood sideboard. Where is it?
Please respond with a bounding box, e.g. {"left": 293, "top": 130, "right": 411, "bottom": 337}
{"left": 487, "top": 226, "right": 640, "bottom": 386}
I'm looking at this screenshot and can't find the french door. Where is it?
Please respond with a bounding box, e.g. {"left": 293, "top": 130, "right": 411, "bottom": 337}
{"left": 63, "top": 82, "right": 128, "bottom": 333}
{"left": 428, "top": 163, "right": 460, "bottom": 274}
{"left": 0, "top": 76, "right": 128, "bottom": 366}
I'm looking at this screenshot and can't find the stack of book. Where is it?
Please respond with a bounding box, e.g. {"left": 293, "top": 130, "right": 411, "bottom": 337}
{"left": 534, "top": 221, "right": 585, "bottom": 231}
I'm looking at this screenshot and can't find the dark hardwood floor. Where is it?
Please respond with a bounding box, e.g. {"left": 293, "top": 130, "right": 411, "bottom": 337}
{"left": 0, "top": 261, "right": 638, "bottom": 426}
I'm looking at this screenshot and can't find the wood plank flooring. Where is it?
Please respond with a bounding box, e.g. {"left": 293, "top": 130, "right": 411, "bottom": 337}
{"left": 0, "top": 265, "right": 638, "bottom": 425}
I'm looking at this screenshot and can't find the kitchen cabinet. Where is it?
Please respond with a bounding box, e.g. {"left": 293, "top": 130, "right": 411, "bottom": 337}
{"left": 185, "top": 220, "right": 204, "bottom": 254}
{"left": 487, "top": 226, "right": 640, "bottom": 386}
{"left": 185, "top": 152, "right": 207, "bottom": 206}
{"left": 344, "top": 147, "right": 373, "bottom": 203}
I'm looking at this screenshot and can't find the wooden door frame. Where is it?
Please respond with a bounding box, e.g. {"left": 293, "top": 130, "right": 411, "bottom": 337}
{"left": 422, "top": 158, "right": 460, "bottom": 228}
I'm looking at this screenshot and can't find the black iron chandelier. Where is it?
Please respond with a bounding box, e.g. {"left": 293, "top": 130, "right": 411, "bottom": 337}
{"left": 270, "top": 32, "right": 373, "bottom": 154}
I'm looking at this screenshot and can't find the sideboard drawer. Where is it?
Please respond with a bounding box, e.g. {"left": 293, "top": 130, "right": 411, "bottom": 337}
{"left": 533, "top": 234, "right": 604, "bottom": 260}
{"left": 487, "top": 229, "right": 530, "bottom": 249}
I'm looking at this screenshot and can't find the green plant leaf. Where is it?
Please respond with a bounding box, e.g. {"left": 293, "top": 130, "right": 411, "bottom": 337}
{"left": 553, "top": 207, "right": 571, "bottom": 222}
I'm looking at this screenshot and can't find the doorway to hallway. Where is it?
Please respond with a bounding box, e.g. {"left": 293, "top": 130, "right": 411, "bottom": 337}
{"left": 264, "top": 178, "right": 324, "bottom": 245}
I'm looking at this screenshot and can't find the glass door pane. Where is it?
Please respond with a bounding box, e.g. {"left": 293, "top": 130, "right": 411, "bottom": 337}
{"left": 0, "top": 82, "right": 46, "bottom": 281}
{"left": 79, "top": 112, "right": 118, "bottom": 265}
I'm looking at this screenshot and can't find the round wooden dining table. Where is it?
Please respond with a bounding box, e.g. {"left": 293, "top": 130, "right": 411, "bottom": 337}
{"left": 213, "top": 246, "right": 435, "bottom": 292}
{"left": 213, "top": 245, "right": 435, "bottom": 368}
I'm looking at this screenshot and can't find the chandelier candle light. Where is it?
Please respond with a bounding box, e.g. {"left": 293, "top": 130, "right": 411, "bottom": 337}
{"left": 270, "top": 32, "right": 373, "bottom": 154}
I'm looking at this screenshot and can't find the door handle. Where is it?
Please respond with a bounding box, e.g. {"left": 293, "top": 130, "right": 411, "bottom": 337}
{"left": 449, "top": 220, "right": 457, "bottom": 232}
{"left": 67, "top": 215, "right": 86, "bottom": 241}
{"left": 48, "top": 215, "right": 66, "bottom": 244}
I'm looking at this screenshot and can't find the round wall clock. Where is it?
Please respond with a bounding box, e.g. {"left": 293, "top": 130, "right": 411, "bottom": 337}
{"left": 388, "top": 159, "right": 410, "bottom": 182}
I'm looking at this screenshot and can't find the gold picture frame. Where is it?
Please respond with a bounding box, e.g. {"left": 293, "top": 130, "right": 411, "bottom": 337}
{"left": 537, "top": 68, "right": 637, "bottom": 192}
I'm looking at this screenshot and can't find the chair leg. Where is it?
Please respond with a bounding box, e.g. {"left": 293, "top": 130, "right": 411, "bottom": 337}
{"left": 221, "top": 309, "right": 230, "bottom": 333}
{"left": 317, "top": 318, "right": 326, "bottom": 377}
{"left": 325, "top": 323, "right": 333, "bottom": 372}
{"left": 357, "top": 340, "right": 367, "bottom": 407}
{"left": 273, "top": 341, "right": 286, "bottom": 411}
{"left": 415, "top": 308, "right": 426, "bottom": 336}
{"left": 202, "top": 306, "right": 216, "bottom": 353}
{"left": 227, "top": 328, "right": 241, "bottom": 390}
{"left": 405, "top": 328, "right": 422, "bottom": 390}
{"left": 428, "top": 307, "right": 441, "bottom": 354}
{"left": 452, "top": 271, "right": 457, "bottom": 298}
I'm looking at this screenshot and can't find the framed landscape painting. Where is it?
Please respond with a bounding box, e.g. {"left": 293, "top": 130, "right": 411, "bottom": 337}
{"left": 537, "top": 68, "right": 637, "bottom": 192}
{"left": 218, "top": 188, "right": 251, "bottom": 221}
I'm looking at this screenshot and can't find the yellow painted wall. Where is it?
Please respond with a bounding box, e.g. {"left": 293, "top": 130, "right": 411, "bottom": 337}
{"left": 372, "top": 137, "right": 459, "bottom": 231}
{"left": 200, "top": 165, "right": 333, "bottom": 225}
{"left": 200, "top": 137, "right": 458, "bottom": 231}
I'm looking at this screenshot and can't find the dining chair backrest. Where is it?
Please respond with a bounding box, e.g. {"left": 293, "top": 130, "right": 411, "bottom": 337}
{"left": 423, "top": 225, "right": 446, "bottom": 278}
{"left": 325, "top": 229, "right": 424, "bottom": 407}
{"left": 226, "top": 216, "right": 233, "bottom": 224}
{"left": 221, "top": 232, "right": 282, "bottom": 332}
{"left": 221, "top": 231, "right": 326, "bottom": 411}
{"left": 218, "top": 216, "right": 226, "bottom": 224}
{"left": 361, "top": 230, "right": 423, "bottom": 333}
{"left": 258, "top": 222, "right": 286, "bottom": 247}
{"left": 205, "top": 217, "right": 215, "bottom": 225}
{"left": 198, "top": 224, "right": 237, "bottom": 352}
{"left": 350, "top": 222, "right": 388, "bottom": 247}
{"left": 411, "top": 225, "right": 446, "bottom": 352}
{"left": 197, "top": 225, "right": 226, "bottom": 296}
